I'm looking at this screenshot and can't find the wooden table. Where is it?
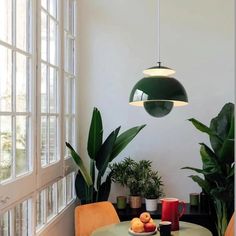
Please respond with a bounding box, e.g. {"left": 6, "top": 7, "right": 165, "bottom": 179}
{"left": 91, "top": 220, "right": 213, "bottom": 236}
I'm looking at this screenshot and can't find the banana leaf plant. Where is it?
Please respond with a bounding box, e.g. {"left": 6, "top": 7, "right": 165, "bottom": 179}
{"left": 66, "top": 107, "right": 146, "bottom": 204}
{"left": 182, "top": 103, "right": 234, "bottom": 236}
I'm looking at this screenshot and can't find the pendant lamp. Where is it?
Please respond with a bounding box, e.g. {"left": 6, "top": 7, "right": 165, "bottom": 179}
{"left": 129, "top": 0, "right": 188, "bottom": 117}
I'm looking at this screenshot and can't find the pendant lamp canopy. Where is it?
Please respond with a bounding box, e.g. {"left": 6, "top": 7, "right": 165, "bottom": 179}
{"left": 143, "top": 62, "right": 175, "bottom": 77}
{"left": 129, "top": 0, "right": 188, "bottom": 117}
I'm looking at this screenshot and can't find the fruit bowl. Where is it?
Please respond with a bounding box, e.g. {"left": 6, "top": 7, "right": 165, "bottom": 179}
{"left": 129, "top": 212, "right": 157, "bottom": 235}
{"left": 128, "top": 228, "right": 157, "bottom": 236}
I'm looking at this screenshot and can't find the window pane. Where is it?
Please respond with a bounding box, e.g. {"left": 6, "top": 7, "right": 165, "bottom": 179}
{"left": 0, "top": 211, "right": 10, "bottom": 236}
{"left": 66, "top": 78, "right": 73, "bottom": 114}
{"left": 0, "top": 46, "right": 12, "bottom": 112}
{"left": 14, "top": 200, "right": 30, "bottom": 236}
{"left": 0, "top": 116, "right": 12, "bottom": 182}
{"left": 0, "top": 0, "right": 12, "bottom": 44}
{"left": 49, "top": 19, "right": 57, "bottom": 65}
{"left": 41, "top": 63, "right": 47, "bottom": 113}
{"left": 64, "top": 77, "right": 69, "bottom": 114}
{"left": 66, "top": 172, "right": 73, "bottom": 203}
{"left": 16, "top": 53, "right": 30, "bottom": 112}
{"left": 49, "top": 116, "right": 57, "bottom": 163}
{"left": 57, "top": 178, "right": 65, "bottom": 212}
{"left": 49, "top": 0, "right": 57, "bottom": 19}
{"left": 41, "top": 116, "right": 47, "bottom": 166}
{"left": 65, "top": 116, "right": 73, "bottom": 144}
{"left": 49, "top": 67, "right": 57, "bottom": 113}
{"left": 65, "top": 36, "right": 74, "bottom": 74}
{"left": 71, "top": 78, "right": 75, "bottom": 114}
{"left": 68, "top": 0, "right": 75, "bottom": 35}
{"left": 41, "top": 11, "right": 48, "bottom": 61}
{"left": 16, "top": 116, "right": 29, "bottom": 176}
{"left": 41, "top": 0, "right": 47, "bottom": 9}
{"left": 16, "top": 0, "right": 31, "bottom": 52}
{"left": 46, "top": 184, "right": 56, "bottom": 221}
{"left": 36, "top": 191, "right": 45, "bottom": 231}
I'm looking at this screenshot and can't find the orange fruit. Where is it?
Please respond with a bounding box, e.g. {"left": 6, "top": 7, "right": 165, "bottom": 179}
{"left": 131, "top": 219, "right": 144, "bottom": 233}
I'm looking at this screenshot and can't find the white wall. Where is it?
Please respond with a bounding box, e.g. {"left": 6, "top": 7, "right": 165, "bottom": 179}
{"left": 78, "top": 0, "right": 234, "bottom": 202}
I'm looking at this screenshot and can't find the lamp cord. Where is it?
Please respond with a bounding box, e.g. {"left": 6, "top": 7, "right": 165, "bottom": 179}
{"left": 157, "top": 0, "right": 161, "bottom": 66}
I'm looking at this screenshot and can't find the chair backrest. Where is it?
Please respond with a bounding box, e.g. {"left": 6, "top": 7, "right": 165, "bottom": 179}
{"left": 75, "top": 201, "right": 120, "bottom": 236}
{"left": 225, "top": 212, "right": 235, "bottom": 236}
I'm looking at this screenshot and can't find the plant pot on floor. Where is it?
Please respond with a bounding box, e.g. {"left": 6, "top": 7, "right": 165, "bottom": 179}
{"left": 130, "top": 196, "right": 142, "bottom": 208}
{"left": 145, "top": 198, "right": 158, "bottom": 211}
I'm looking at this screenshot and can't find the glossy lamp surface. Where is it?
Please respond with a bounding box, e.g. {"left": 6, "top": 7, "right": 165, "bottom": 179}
{"left": 144, "top": 101, "right": 173, "bottom": 117}
{"left": 129, "top": 76, "right": 188, "bottom": 107}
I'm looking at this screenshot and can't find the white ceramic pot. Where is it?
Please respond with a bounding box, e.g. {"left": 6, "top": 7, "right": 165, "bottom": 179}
{"left": 145, "top": 198, "right": 158, "bottom": 211}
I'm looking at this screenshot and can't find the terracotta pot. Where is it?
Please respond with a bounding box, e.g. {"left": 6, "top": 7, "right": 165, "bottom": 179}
{"left": 129, "top": 196, "right": 142, "bottom": 208}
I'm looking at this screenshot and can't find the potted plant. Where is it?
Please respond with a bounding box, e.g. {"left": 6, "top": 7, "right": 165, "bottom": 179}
{"left": 182, "top": 103, "right": 234, "bottom": 236}
{"left": 110, "top": 157, "right": 163, "bottom": 209}
{"left": 143, "top": 170, "right": 163, "bottom": 211}
{"left": 110, "top": 157, "right": 142, "bottom": 208}
{"left": 66, "top": 107, "right": 146, "bottom": 204}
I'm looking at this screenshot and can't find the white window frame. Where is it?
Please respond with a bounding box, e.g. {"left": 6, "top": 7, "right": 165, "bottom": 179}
{"left": 0, "top": 1, "right": 78, "bottom": 234}
{"left": 0, "top": 0, "right": 37, "bottom": 210}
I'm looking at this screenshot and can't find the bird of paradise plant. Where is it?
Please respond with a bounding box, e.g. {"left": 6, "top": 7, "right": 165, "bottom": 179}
{"left": 66, "top": 107, "right": 146, "bottom": 204}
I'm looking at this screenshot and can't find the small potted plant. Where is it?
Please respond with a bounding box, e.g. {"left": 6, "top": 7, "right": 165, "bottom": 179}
{"left": 110, "top": 157, "right": 163, "bottom": 209}
{"left": 110, "top": 157, "right": 142, "bottom": 208}
{"left": 143, "top": 170, "right": 163, "bottom": 211}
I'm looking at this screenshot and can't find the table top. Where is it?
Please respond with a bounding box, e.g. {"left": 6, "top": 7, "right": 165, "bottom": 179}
{"left": 91, "top": 220, "right": 212, "bottom": 236}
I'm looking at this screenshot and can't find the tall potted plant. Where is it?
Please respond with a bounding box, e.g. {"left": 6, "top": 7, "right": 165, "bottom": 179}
{"left": 182, "top": 103, "right": 234, "bottom": 236}
{"left": 66, "top": 107, "right": 145, "bottom": 204}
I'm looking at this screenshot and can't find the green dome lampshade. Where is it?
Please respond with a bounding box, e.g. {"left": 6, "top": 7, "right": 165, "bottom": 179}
{"left": 129, "top": 76, "right": 188, "bottom": 117}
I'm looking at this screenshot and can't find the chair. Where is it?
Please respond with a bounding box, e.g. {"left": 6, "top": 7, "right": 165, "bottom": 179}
{"left": 224, "top": 212, "right": 235, "bottom": 236}
{"left": 75, "top": 201, "right": 120, "bottom": 236}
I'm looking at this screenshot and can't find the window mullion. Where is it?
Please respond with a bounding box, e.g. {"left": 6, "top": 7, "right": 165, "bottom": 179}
{"left": 60, "top": 0, "right": 65, "bottom": 163}
{"left": 12, "top": 51, "right": 16, "bottom": 180}
{"left": 10, "top": 208, "right": 15, "bottom": 236}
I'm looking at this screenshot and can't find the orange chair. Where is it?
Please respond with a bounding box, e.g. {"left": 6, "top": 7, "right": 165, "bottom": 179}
{"left": 224, "top": 212, "right": 235, "bottom": 236}
{"left": 75, "top": 201, "right": 120, "bottom": 236}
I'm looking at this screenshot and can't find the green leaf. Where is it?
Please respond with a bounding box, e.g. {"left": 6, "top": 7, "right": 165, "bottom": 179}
{"left": 95, "top": 127, "right": 120, "bottom": 177}
{"left": 65, "top": 142, "right": 93, "bottom": 186}
{"left": 200, "top": 143, "right": 221, "bottom": 173}
{"left": 210, "top": 187, "right": 232, "bottom": 202}
{"left": 181, "top": 166, "right": 205, "bottom": 174}
{"left": 97, "top": 173, "right": 112, "bottom": 201}
{"left": 75, "top": 171, "right": 89, "bottom": 202}
{"left": 188, "top": 118, "right": 223, "bottom": 150}
{"left": 189, "top": 175, "right": 211, "bottom": 194}
{"left": 87, "top": 107, "right": 103, "bottom": 160}
{"left": 227, "top": 164, "right": 234, "bottom": 179}
{"left": 110, "top": 125, "right": 146, "bottom": 162}
{"left": 210, "top": 103, "right": 234, "bottom": 157}
{"left": 218, "top": 114, "right": 234, "bottom": 163}
{"left": 188, "top": 118, "right": 220, "bottom": 137}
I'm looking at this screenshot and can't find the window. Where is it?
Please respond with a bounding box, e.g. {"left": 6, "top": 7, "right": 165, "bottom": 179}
{"left": 36, "top": 172, "right": 75, "bottom": 233}
{"left": 0, "top": 0, "right": 32, "bottom": 184}
{"left": 40, "top": 0, "right": 59, "bottom": 167}
{"left": 0, "top": 0, "right": 77, "bottom": 235}
{"left": 64, "top": 0, "right": 77, "bottom": 158}
{"left": 0, "top": 198, "right": 32, "bottom": 236}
